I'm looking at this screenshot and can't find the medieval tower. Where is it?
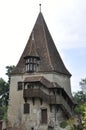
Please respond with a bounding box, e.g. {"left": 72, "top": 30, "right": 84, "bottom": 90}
{"left": 7, "top": 8, "right": 75, "bottom": 130}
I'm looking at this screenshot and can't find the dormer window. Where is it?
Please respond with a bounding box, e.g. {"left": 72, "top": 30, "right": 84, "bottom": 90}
{"left": 25, "top": 56, "right": 40, "bottom": 73}
{"left": 24, "top": 31, "right": 40, "bottom": 73}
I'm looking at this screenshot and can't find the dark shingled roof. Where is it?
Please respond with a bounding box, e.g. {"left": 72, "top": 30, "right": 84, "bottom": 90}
{"left": 12, "top": 12, "right": 71, "bottom": 76}
{"left": 24, "top": 32, "right": 39, "bottom": 58}
{"left": 24, "top": 76, "right": 61, "bottom": 89}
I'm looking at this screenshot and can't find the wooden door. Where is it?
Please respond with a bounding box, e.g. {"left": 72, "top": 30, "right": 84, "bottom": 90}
{"left": 41, "top": 109, "right": 47, "bottom": 124}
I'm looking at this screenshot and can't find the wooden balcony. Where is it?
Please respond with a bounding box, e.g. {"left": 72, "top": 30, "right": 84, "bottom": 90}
{"left": 23, "top": 88, "right": 56, "bottom": 104}
{"left": 23, "top": 88, "right": 73, "bottom": 116}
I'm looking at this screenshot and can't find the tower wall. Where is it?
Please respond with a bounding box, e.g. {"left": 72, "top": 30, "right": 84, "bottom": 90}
{"left": 7, "top": 74, "right": 68, "bottom": 130}
{"left": 8, "top": 76, "right": 24, "bottom": 126}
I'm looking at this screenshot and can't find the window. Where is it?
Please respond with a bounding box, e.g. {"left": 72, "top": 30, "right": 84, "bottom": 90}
{"left": 29, "top": 64, "right": 33, "bottom": 71}
{"left": 41, "top": 108, "right": 47, "bottom": 124}
{"left": 24, "top": 103, "right": 30, "bottom": 114}
{"left": 25, "top": 57, "right": 39, "bottom": 72}
{"left": 18, "top": 82, "right": 23, "bottom": 90}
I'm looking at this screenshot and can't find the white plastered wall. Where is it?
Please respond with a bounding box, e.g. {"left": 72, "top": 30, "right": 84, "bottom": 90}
{"left": 7, "top": 72, "right": 72, "bottom": 129}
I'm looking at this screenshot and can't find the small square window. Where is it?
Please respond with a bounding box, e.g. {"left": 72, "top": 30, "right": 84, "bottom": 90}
{"left": 18, "top": 82, "right": 23, "bottom": 90}
{"left": 24, "top": 103, "right": 30, "bottom": 114}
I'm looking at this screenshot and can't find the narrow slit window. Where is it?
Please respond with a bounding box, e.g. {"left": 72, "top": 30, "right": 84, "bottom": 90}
{"left": 18, "top": 82, "right": 23, "bottom": 90}
{"left": 24, "top": 103, "right": 30, "bottom": 114}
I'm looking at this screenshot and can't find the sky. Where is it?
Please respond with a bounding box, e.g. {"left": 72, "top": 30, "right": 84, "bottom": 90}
{"left": 0, "top": 0, "right": 86, "bottom": 93}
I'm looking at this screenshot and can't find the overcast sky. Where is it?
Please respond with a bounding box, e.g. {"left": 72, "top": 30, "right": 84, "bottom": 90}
{"left": 0, "top": 0, "right": 86, "bottom": 92}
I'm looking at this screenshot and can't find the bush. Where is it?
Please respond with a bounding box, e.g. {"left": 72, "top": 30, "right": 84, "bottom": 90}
{"left": 0, "top": 106, "right": 7, "bottom": 120}
{"left": 60, "top": 121, "right": 67, "bottom": 128}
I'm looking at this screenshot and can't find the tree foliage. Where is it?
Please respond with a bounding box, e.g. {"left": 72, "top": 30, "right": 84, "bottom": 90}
{"left": 0, "top": 78, "right": 8, "bottom": 95}
{"left": 0, "top": 78, "right": 9, "bottom": 106}
{"left": 83, "top": 104, "right": 86, "bottom": 130}
{"left": 0, "top": 78, "right": 9, "bottom": 120}
{"left": 0, "top": 106, "right": 7, "bottom": 120}
{"left": 6, "top": 65, "right": 15, "bottom": 83}
{"left": 0, "top": 65, "right": 15, "bottom": 120}
{"left": 73, "top": 91, "right": 86, "bottom": 106}
{"left": 80, "top": 78, "right": 86, "bottom": 94}
{"left": 73, "top": 78, "right": 86, "bottom": 129}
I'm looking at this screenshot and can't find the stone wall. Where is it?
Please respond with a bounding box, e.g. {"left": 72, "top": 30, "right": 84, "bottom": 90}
{"left": 7, "top": 72, "right": 72, "bottom": 130}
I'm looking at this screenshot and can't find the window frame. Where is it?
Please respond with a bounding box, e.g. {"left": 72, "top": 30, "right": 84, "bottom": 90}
{"left": 17, "top": 82, "right": 23, "bottom": 91}
{"left": 41, "top": 108, "right": 47, "bottom": 124}
{"left": 24, "top": 103, "right": 30, "bottom": 114}
{"left": 25, "top": 57, "right": 39, "bottom": 72}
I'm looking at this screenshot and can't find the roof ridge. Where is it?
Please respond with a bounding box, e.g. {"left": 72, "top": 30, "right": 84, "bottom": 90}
{"left": 29, "top": 33, "right": 33, "bottom": 55}
{"left": 41, "top": 14, "right": 54, "bottom": 70}
{"left": 28, "top": 32, "right": 39, "bottom": 57}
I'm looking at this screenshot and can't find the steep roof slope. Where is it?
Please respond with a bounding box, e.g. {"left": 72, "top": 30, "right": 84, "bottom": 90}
{"left": 12, "top": 12, "right": 71, "bottom": 76}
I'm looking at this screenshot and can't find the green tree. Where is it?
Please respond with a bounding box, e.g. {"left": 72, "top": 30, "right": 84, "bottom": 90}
{"left": 6, "top": 65, "right": 15, "bottom": 83}
{"left": 73, "top": 78, "right": 86, "bottom": 113}
{"left": 80, "top": 78, "right": 86, "bottom": 94}
{"left": 0, "top": 78, "right": 8, "bottom": 120}
{"left": 83, "top": 104, "right": 86, "bottom": 130}
{"left": 73, "top": 91, "right": 86, "bottom": 105}
{"left": 0, "top": 78, "right": 8, "bottom": 95}
{"left": 0, "top": 78, "right": 9, "bottom": 106}
{"left": 0, "top": 65, "right": 15, "bottom": 120}
{"left": 0, "top": 106, "right": 7, "bottom": 120}
{"left": 73, "top": 78, "right": 86, "bottom": 129}
{"left": 80, "top": 78, "right": 86, "bottom": 130}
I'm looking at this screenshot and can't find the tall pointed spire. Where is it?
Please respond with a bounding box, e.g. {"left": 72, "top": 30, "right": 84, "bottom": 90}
{"left": 13, "top": 12, "right": 71, "bottom": 76}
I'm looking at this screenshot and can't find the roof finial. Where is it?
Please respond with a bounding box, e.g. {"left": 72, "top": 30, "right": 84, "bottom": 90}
{"left": 39, "top": 4, "right": 41, "bottom": 12}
